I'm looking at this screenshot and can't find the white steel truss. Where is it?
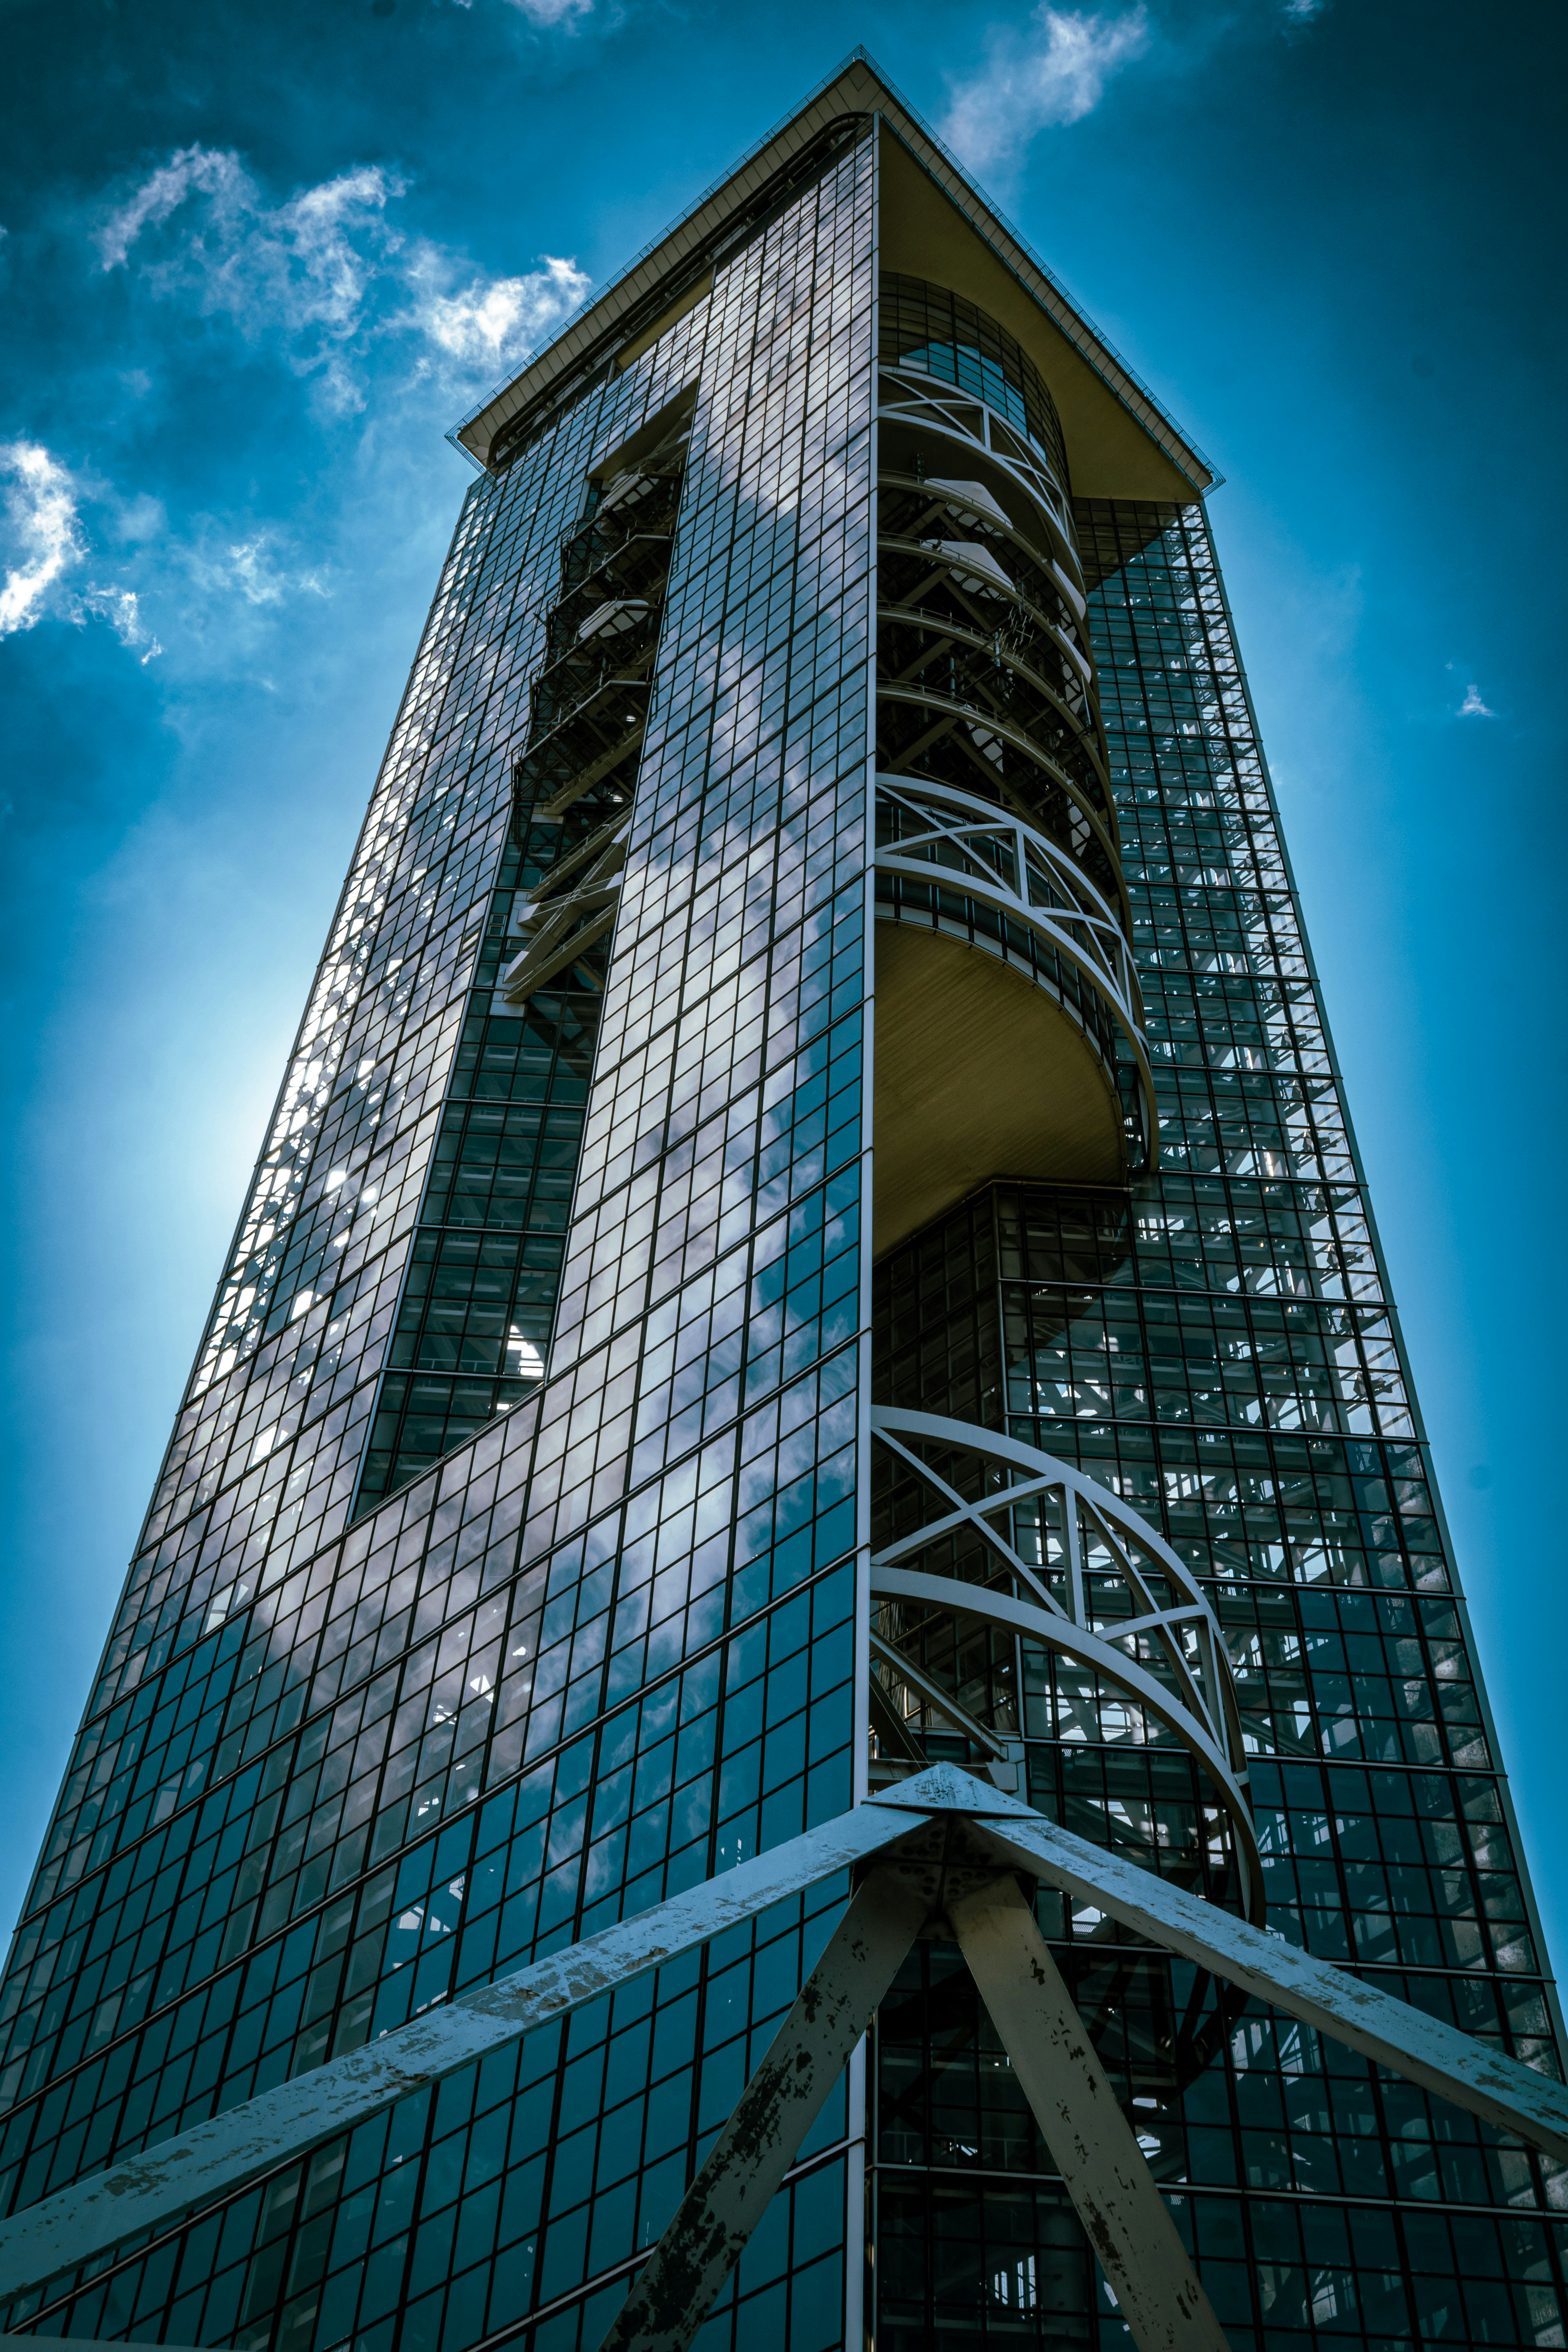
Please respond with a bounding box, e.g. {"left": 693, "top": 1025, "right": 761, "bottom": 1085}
{"left": 871, "top": 1407, "right": 1261, "bottom": 1913}
{"left": 876, "top": 363, "right": 1076, "bottom": 548}
{"left": 1, "top": 1768, "right": 1564, "bottom": 2352}
{"left": 873, "top": 773, "right": 1154, "bottom": 1134}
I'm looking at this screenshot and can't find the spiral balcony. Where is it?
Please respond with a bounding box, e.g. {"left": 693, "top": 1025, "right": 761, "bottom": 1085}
{"left": 869, "top": 1405, "right": 1260, "bottom": 1922}
{"left": 871, "top": 300, "right": 1151, "bottom": 1258}
{"left": 872, "top": 774, "right": 1152, "bottom": 1256}
{"left": 875, "top": 366, "right": 1119, "bottom": 915}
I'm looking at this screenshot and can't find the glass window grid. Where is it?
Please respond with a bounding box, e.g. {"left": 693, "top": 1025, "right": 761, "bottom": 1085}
{"left": 869, "top": 494, "right": 1567, "bottom": 2345}
{"left": 878, "top": 270, "right": 1069, "bottom": 486}
{"left": 0, "top": 133, "right": 878, "bottom": 2352}
{"left": 62, "top": 399, "right": 622, "bottom": 1860}
{"left": 354, "top": 811, "right": 614, "bottom": 1515}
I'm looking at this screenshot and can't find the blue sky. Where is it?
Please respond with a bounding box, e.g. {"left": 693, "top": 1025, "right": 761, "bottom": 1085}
{"left": 2, "top": 0, "right": 1564, "bottom": 1965}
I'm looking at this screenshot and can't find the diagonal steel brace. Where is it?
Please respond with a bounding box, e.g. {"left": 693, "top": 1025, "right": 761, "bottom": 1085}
{"left": 0, "top": 1801, "right": 920, "bottom": 2307}
{"left": 0, "top": 1766, "right": 1562, "bottom": 2318}
{"left": 951, "top": 1869, "right": 1230, "bottom": 2352}
{"left": 596, "top": 1867, "right": 929, "bottom": 2352}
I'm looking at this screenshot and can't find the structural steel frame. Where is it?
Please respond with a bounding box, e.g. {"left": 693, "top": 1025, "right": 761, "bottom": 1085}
{"left": 877, "top": 365, "right": 1075, "bottom": 541}
{"left": 871, "top": 1407, "right": 1259, "bottom": 1910}
{"left": 873, "top": 773, "right": 1154, "bottom": 1132}
{"left": 1, "top": 1768, "right": 1563, "bottom": 2352}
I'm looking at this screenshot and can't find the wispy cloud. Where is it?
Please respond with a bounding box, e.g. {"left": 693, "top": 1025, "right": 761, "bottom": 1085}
{"left": 0, "top": 438, "right": 320, "bottom": 659}
{"left": 0, "top": 442, "right": 83, "bottom": 637}
{"left": 442, "top": 0, "right": 595, "bottom": 19}
{"left": 1, "top": 149, "right": 591, "bottom": 667}
{"left": 183, "top": 527, "right": 330, "bottom": 610}
{"left": 942, "top": 4, "right": 1151, "bottom": 176}
{"left": 82, "top": 584, "right": 163, "bottom": 664}
{"left": 504, "top": 0, "right": 594, "bottom": 21}
{"left": 97, "top": 145, "right": 589, "bottom": 410}
{"left": 0, "top": 441, "right": 165, "bottom": 657}
{"left": 412, "top": 255, "right": 590, "bottom": 363}
{"left": 1458, "top": 683, "right": 1495, "bottom": 717}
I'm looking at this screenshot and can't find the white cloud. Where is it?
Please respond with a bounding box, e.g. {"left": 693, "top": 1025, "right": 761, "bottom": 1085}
{"left": 228, "top": 535, "right": 328, "bottom": 608}
{"left": 99, "top": 149, "right": 408, "bottom": 410}
{"left": 0, "top": 441, "right": 85, "bottom": 637}
{"left": 1282, "top": 0, "right": 1325, "bottom": 18}
{"left": 412, "top": 254, "right": 590, "bottom": 363}
{"left": 504, "top": 0, "right": 594, "bottom": 20}
{"left": 0, "top": 441, "right": 166, "bottom": 659}
{"left": 97, "top": 145, "right": 254, "bottom": 272}
{"left": 96, "top": 145, "right": 589, "bottom": 408}
{"left": 1458, "top": 683, "right": 1495, "bottom": 717}
{"left": 942, "top": 4, "right": 1151, "bottom": 175}
{"left": 176, "top": 523, "right": 330, "bottom": 612}
{"left": 83, "top": 584, "right": 163, "bottom": 664}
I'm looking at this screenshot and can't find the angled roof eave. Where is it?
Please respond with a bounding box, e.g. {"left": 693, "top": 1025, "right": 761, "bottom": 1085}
{"left": 450, "top": 51, "right": 1218, "bottom": 497}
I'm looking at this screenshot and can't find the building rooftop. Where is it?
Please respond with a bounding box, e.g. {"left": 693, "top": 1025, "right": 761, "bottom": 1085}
{"left": 449, "top": 50, "right": 1218, "bottom": 501}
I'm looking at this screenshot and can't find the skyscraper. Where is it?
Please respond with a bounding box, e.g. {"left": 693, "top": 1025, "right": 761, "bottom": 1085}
{"left": 0, "top": 49, "right": 1563, "bottom": 2352}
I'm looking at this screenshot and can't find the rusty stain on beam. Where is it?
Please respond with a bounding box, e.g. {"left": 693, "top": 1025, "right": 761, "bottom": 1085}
{"left": 0, "top": 1802, "right": 919, "bottom": 2307}
{"left": 596, "top": 1868, "right": 929, "bottom": 2351}
{"left": 1, "top": 1765, "right": 1562, "bottom": 2325}
{"left": 950, "top": 1869, "right": 1231, "bottom": 2352}
{"left": 872, "top": 1769, "right": 1568, "bottom": 2163}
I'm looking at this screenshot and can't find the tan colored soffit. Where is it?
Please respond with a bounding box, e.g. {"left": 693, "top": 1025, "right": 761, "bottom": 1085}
{"left": 454, "top": 56, "right": 1213, "bottom": 495}
{"left": 877, "top": 132, "right": 1201, "bottom": 503}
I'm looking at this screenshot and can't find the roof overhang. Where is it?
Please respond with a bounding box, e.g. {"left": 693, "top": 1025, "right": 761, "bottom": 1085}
{"left": 451, "top": 51, "right": 1216, "bottom": 501}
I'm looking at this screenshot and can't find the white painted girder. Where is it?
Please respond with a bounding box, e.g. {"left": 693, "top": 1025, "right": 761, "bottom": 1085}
{"left": 596, "top": 1869, "right": 929, "bottom": 2352}
{"left": 873, "top": 1769, "right": 1568, "bottom": 2163}
{"left": 950, "top": 1871, "right": 1231, "bottom": 2352}
{"left": 0, "top": 1802, "right": 918, "bottom": 2307}
{"left": 0, "top": 1765, "right": 1561, "bottom": 2323}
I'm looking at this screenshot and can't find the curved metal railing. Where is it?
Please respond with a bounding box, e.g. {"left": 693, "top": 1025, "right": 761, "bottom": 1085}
{"left": 869, "top": 1404, "right": 1261, "bottom": 1920}
{"left": 873, "top": 773, "right": 1154, "bottom": 1160}
{"left": 878, "top": 363, "right": 1078, "bottom": 553}
{"left": 874, "top": 388, "right": 1116, "bottom": 911}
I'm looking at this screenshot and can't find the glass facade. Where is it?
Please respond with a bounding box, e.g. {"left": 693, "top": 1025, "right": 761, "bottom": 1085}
{"left": 0, "top": 70, "right": 1559, "bottom": 2352}
{"left": 867, "top": 492, "right": 1567, "bottom": 2345}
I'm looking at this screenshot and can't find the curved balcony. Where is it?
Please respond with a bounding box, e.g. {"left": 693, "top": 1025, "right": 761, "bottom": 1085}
{"left": 872, "top": 775, "right": 1153, "bottom": 1254}
{"left": 878, "top": 362, "right": 1077, "bottom": 551}
{"left": 875, "top": 382, "right": 1118, "bottom": 915}
{"left": 878, "top": 506, "right": 1095, "bottom": 709}
{"left": 876, "top": 619, "right": 1123, "bottom": 916}
{"left": 869, "top": 1405, "right": 1260, "bottom": 1922}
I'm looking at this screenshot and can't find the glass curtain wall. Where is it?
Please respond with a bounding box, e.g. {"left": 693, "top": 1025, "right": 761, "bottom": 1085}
{"left": 0, "top": 81, "right": 1561, "bottom": 2352}
{"left": 0, "top": 126, "right": 877, "bottom": 2352}
{"left": 870, "top": 495, "right": 1567, "bottom": 2349}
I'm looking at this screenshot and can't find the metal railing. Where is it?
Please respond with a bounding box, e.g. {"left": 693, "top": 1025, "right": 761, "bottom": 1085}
{"left": 873, "top": 772, "right": 1152, "bottom": 1158}
{"left": 877, "top": 363, "right": 1078, "bottom": 552}
{"left": 869, "top": 1403, "right": 1261, "bottom": 1918}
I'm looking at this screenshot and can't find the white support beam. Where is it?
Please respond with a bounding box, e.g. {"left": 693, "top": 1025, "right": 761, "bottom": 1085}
{"left": 871, "top": 1770, "right": 1568, "bottom": 2163}
{"left": 1, "top": 1764, "right": 1561, "bottom": 2330}
{"left": 596, "top": 1868, "right": 930, "bottom": 2352}
{"left": 0, "top": 1803, "right": 919, "bottom": 2308}
{"left": 950, "top": 1872, "right": 1231, "bottom": 2352}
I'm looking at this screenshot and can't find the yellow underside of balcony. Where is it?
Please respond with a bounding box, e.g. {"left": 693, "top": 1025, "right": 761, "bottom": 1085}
{"left": 872, "top": 923, "right": 1127, "bottom": 1258}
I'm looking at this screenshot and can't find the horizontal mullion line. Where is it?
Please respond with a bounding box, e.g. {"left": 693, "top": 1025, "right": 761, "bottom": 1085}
{"left": 15, "top": 1319, "right": 864, "bottom": 1936}
{"left": 1009, "top": 1281, "right": 1390, "bottom": 1308}
{"left": 868, "top": 2159, "right": 1559, "bottom": 2223}
{"left": 0, "top": 1548, "right": 853, "bottom": 2136}
{"left": 22, "top": 2114, "right": 859, "bottom": 2343}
